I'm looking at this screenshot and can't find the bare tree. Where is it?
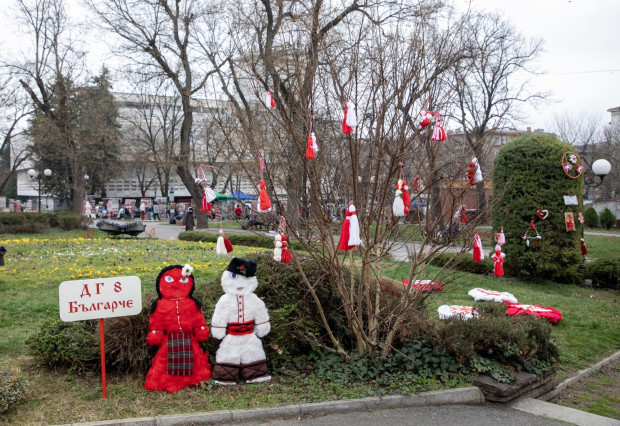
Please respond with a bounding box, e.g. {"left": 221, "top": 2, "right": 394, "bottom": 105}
{"left": 86, "top": 0, "right": 221, "bottom": 226}
{"left": 207, "top": 1, "right": 478, "bottom": 358}
{"left": 119, "top": 75, "right": 183, "bottom": 198}
{"left": 451, "top": 12, "right": 545, "bottom": 214}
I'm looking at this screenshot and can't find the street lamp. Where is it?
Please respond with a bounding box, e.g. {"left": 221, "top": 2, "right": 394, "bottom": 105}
{"left": 579, "top": 158, "right": 612, "bottom": 278}
{"left": 28, "top": 168, "right": 52, "bottom": 212}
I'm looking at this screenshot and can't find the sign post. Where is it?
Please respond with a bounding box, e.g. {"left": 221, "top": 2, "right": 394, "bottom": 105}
{"left": 59, "top": 276, "right": 142, "bottom": 399}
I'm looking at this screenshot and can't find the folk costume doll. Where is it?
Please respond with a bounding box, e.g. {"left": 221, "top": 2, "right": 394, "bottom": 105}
{"left": 216, "top": 229, "right": 233, "bottom": 255}
{"left": 211, "top": 258, "right": 271, "bottom": 385}
{"left": 491, "top": 245, "right": 506, "bottom": 277}
{"left": 144, "top": 264, "right": 211, "bottom": 393}
{"left": 472, "top": 231, "right": 484, "bottom": 262}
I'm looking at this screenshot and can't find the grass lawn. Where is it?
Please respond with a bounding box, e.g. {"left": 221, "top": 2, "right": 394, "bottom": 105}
{"left": 382, "top": 261, "right": 620, "bottom": 379}
{"left": 1, "top": 230, "right": 619, "bottom": 423}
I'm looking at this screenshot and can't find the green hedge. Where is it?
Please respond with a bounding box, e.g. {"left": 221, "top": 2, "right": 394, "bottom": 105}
{"left": 587, "top": 257, "right": 620, "bottom": 289}
{"left": 491, "top": 134, "right": 583, "bottom": 283}
{"left": 179, "top": 231, "right": 305, "bottom": 251}
{"left": 0, "top": 212, "right": 90, "bottom": 233}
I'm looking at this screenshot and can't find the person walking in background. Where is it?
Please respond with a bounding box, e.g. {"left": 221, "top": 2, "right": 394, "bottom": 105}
{"left": 139, "top": 201, "right": 146, "bottom": 220}
{"left": 183, "top": 207, "right": 195, "bottom": 231}
{"left": 235, "top": 204, "right": 242, "bottom": 219}
{"left": 153, "top": 202, "right": 161, "bottom": 221}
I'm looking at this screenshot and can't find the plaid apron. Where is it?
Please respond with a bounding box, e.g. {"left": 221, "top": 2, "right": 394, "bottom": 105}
{"left": 167, "top": 332, "right": 193, "bottom": 375}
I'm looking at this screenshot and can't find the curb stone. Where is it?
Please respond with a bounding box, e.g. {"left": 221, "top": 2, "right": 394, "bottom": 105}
{"left": 70, "top": 386, "right": 484, "bottom": 426}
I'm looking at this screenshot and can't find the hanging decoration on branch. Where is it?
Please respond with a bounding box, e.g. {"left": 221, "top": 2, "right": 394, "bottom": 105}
{"left": 338, "top": 202, "right": 361, "bottom": 251}
{"left": 495, "top": 226, "right": 506, "bottom": 246}
{"left": 392, "top": 163, "right": 410, "bottom": 217}
{"left": 342, "top": 100, "right": 357, "bottom": 134}
{"left": 536, "top": 209, "right": 549, "bottom": 220}
{"left": 195, "top": 165, "right": 217, "bottom": 213}
{"left": 265, "top": 90, "right": 276, "bottom": 109}
{"left": 561, "top": 151, "right": 584, "bottom": 179}
{"left": 256, "top": 151, "right": 272, "bottom": 212}
{"left": 492, "top": 245, "right": 506, "bottom": 277}
{"left": 472, "top": 231, "right": 484, "bottom": 262}
{"left": 305, "top": 115, "right": 318, "bottom": 159}
{"left": 418, "top": 109, "right": 433, "bottom": 128}
{"left": 467, "top": 157, "right": 483, "bottom": 186}
{"left": 216, "top": 228, "right": 233, "bottom": 256}
{"left": 455, "top": 205, "right": 468, "bottom": 223}
{"left": 523, "top": 220, "right": 542, "bottom": 247}
{"left": 411, "top": 176, "right": 420, "bottom": 193}
{"left": 431, "top": 111, "right": 447, "bottom": 142}
{"left": 274, "top": 216, "right": 291, "bottom": 263}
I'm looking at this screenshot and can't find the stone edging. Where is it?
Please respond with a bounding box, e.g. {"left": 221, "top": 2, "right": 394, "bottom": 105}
{"left": 71, "top": 387, "right": 484, "bottom": 425}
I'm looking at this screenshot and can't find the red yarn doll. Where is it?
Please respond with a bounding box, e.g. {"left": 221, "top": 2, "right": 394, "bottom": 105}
{"left": 144, "top": 264, "right": 212, "bottom": 392}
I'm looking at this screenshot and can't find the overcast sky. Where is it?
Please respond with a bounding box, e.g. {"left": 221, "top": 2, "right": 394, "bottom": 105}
{"left": 458, "top": 0, "right": 620, "bottom": 131}
{"left": 2, "top": 0, "right": 618, "bottom": 133}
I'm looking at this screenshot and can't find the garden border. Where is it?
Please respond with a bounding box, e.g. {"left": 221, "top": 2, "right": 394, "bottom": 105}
{"left": 69, "top": 387, "right": 484, "bottom": 425}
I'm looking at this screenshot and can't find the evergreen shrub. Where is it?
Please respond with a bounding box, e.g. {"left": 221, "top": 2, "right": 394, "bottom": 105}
{"left": 583, "top": 207, "right": 599, "bottom": 228}
{"left": 0, "top": 212, "right": 89, "bottom": 233}
{"left": 599, "top": 208, "right": 617, "bottom": 230}
{"left": 0, "top": 365, "right": 27, "bottom": 414}
{"left": 491, "top": 134, "right": 583, "bottom": 283}
{"left": 587, "top": 257, "right": 620, "bottom": 289}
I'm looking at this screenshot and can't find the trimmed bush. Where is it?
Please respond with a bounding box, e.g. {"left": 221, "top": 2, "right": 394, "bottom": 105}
{"left": 587, "top": 257, "right": 620, "bottom": 289}
{"left": 179, "top": 230, "right": 305, "bottom": 251}
{"left": 0, "top": 365, "right": 27, "bottom": 414}
{"left": 27, "top": 319, "right": 100, "bottom": 374}
{"left": 0, "top": 212, "right": 90, "bottom": 233}
{"left": 492, "top": 134, "right": 583, "bottom": 283}
{"left": 599, "top": 208, "right": 617, "bottom": 230}
{"left": 583, "top": 207, "right": 599, "bottom": 228}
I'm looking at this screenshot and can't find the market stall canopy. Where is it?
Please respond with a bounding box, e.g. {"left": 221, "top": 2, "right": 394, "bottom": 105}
{"left": 232, "top": 191, "right": 257, "bottom": 200}
{"left": 215, "top": 193, "right": 234, "bottom": 200}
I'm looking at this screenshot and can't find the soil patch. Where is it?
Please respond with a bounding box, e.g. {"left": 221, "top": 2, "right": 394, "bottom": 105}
{"left": 554, "top": 358, "right": 620, "bottom": 420}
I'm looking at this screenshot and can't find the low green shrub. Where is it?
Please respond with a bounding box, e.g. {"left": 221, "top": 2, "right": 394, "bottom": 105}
{"left": 309, "top": 339, "right": 463, "bottom": 386}
{"left": 27, "top": 319, "right": 100, "bottom": 374}
{"left": 429, "top": 302, "right": 559, "bottom": 381}
{"left": 0, "top": 212, "right": 89, "bottom": 233}
{"left": 0, "top": 365, "right": 27, "bottom": 414}
{"left": 587, "top": 257, "right": 620, "bottom": 289}
{"left": 599, "top": 208, "right": 617, "bottom": 230}
{"left": 179, "top": 231, "right": 304, "bottom": 251}
{"left": 428, "top": 252, "right": 493, "bottom": 275}
{"left": 584, "top": 207, "right": 599, "bottom": 228}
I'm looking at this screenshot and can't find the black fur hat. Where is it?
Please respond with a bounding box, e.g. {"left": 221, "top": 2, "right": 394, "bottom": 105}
{"left": 226, "top": 257, "right": 257, "bottom": 277}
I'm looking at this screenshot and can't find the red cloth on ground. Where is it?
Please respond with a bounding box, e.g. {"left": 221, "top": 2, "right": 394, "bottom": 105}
{"left": 504, "top": 302, "right": 562, "bottom": 323}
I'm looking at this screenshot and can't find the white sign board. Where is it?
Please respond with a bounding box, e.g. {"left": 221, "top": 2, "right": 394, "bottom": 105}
{"left": 59, "top": 276, "right": 142, "bottom": 322}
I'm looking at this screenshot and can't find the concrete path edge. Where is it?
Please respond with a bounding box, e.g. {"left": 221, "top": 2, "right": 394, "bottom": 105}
{"left": 71, "top": 386, "right": 485, "bottom": 426}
